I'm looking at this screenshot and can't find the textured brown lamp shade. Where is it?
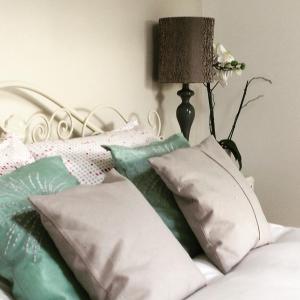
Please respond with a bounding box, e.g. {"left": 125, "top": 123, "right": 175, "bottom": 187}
{"left": 159, "top": 17, "right": 215, "bottom": 83}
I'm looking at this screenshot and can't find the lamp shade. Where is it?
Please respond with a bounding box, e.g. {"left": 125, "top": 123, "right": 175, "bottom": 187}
{"left": 158, "top": 17, "right": 215, "bottom": 83}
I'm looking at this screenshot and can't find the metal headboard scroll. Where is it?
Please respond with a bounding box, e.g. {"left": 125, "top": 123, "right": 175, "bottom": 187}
{"left": 0, "top": 81, "right": 162, "bottom": 143}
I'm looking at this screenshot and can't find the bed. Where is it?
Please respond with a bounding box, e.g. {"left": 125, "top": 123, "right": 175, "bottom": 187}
{"left": 0, "top": 82, "right": 299, "bottom": 300}
{"left": 1, "top": 223, "right": 298, "bottom": 300}
{"left": 191, "top": 223, "right": 300, "bottom": 299}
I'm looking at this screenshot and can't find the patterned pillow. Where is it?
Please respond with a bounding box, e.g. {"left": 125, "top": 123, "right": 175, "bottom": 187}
{"left": 0, "top": 133, "right": 34, "bottom": 176}
{"left": 0, "top": 156, "right": 88, "bottom": 300}
{"left": 27, "top": 120, "right": 158, "bottom": 184}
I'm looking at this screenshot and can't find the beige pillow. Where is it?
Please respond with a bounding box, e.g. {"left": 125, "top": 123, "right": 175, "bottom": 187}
{"left": 149, "top": 136, "right": 271, "bottom": 273}
{"left": 29, "top": 170, "right": 205, "bottom": 300}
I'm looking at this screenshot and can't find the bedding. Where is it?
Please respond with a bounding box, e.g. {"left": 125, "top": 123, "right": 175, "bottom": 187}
{"left": 27, "top": 119, "right": 158, "bottom": 185}
{"left": 29, "top": 170, "right": 205, "bottom": 300}
{"left": 0, "top": 157, "right": 88, "bottom": 300}
{"left": 149, "top": 135, "right": 271, "bottom": 273}
{"left": 0, "top": 133, "right": 34, "bottom": 176}
{"left": 188, "top": 224, "right": 300, "bottom": 300}
{"left": 106, "top": 133, "right": 202, "bottom": 257}
{"left": 0, "top": 290, "right": 12, "bottom": 300}
{"left": 192, "top": 224, "right": 290, "bottom": 285}
{"left": 1, "top": 224, "right": 299, "bottom": 300}
{"left": 0, "top": 278, "right": 12, "bottom": 300}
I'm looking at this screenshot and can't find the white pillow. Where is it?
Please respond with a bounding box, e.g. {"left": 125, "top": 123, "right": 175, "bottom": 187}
{"left": 0, "top": 133, "right": 34, "bottom": 176}
{"left": 27, "top": 120, "right": 158, "bottom": 184}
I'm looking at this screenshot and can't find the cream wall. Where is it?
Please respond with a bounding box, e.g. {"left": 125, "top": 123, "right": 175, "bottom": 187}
{"left": 0, "top": 0, "right": 204, "bottom": 141}
{"left": 203, "top": 1, "right": 300, "bottom": 226}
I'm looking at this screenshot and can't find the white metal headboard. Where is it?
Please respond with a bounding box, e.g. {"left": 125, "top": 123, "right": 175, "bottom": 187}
{"left": 0, "top": 81, "right": 161, "bottom": 143}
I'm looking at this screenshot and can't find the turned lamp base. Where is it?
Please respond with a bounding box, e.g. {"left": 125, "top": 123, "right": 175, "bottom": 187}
{"left": 176, "top": 83, "right": 195, "bottom": 140}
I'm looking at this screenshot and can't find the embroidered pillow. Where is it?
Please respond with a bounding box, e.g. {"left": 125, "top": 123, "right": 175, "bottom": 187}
{"left": 0, "top": 157, "right": 88, "bottom": 300}
{"left": 0, "top": 133, "right": 34, "bottom": 176}
{"left": 149, "top": 136, "right": 271, "bottom": 273}
{"left": 106, "top": 134, "right": 202, "bottom": 257}
{"left": 29, "top": 170, "right": 206, "bottom": 300}
{"left": 27, "top": 120, "right": 158, "bottom": 184}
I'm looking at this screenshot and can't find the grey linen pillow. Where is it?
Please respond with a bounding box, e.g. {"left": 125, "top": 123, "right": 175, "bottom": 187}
{"left": 29, "top": 170, "right": 205, "bottom": 300}
{"left": 149, "top": 136, "right": 271, "bottom": 273}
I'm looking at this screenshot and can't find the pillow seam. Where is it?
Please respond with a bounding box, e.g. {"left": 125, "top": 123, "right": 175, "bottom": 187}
{"left": 201, "top": 150, "right": 261, "bottom": 242}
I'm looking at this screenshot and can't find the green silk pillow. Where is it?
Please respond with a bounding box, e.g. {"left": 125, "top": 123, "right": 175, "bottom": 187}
{"left": 0, "top": 156, "right": 88, "bottom": 300}
{"left": 106, "top": 133, "right": 202, "bottom": 257}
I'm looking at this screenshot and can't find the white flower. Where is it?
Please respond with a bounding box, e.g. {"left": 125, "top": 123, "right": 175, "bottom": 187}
{"left": 213, "top": 43, "right": 243, "bottom": 86}
{"left": 214, "top": 43, "right": 235, "bottom": 64}
{"left": 215, "top": 71, "right": 231, "bottom": 87}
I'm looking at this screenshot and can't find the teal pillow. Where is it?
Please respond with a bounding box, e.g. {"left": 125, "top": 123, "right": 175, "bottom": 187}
{"left": 0, "top": 156, "right": 89, "bottom": 300}
{"left": 106, "top": 133, "right": 202, "bottom": 257}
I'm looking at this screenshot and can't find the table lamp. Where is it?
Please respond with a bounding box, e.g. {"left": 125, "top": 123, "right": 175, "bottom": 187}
{"left": 158, "top": 17, "right": 215, "bottom": 140}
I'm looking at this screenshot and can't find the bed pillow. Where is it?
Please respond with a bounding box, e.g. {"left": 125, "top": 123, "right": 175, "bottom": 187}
{"left": 29, "top": 170, "right": 206, "bottom": 300}
{"left": 27, "top": 120, "right": 158, "bottom": 185}
{"left": 149, "top": 135, "right": 271, "bottom": 273}
{"left": 106, "top": 133, "right": 202, "bottom": 257}
{"left": 0, "top": 157, "right": 88, "bottom": 300}
{"left": 0, "top": 133, "right": 34, "bottom": 176}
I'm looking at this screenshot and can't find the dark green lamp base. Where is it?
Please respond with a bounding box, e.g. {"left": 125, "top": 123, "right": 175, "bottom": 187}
{"left": 176, "top": 83, "right": 195, "bottom": 140}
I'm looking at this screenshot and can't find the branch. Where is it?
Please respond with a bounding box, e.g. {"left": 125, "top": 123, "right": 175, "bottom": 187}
{"left": 228, "top": 76, "right": 272, "bottom": 140}
{"left": 228, "top": 80, "right": 250, "bottom": 140}
{"left": 242, "top": 95, "right": 264, "bottom": 109}
{"left": 206, "top": 82, "right": 216, "bottom": 138}
{"left": 248, "top": 76, "right": 272, "bottom": 85}
{"left": 211, "top": 81, "right": 220, "bottom": 91}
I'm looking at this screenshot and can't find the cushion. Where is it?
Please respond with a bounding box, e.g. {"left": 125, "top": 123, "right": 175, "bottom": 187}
{"left": 106, "top": 133, "right": 202, "bottom": 257}
{"left": 29, "top": 170, "right": 206, "bottom": 300}
{"left": 27, "top": 119, "right": 158, "bottom": 185}
{"left": 0, "top": 157, "right": 88, "bottom": 300}
{"left": 0, "top": 133, "right": 34, "bottom": 176}
{"left": 149, "top": 135, "right": 271, "bottom": 273}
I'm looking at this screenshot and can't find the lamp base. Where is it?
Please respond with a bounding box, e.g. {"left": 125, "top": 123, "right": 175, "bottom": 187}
{"left": 176, "top": 83, "right": 195, "bottom": 140}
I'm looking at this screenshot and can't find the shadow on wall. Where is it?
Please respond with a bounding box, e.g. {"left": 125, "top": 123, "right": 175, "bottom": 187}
{"left": 144, "top": 20, "right": 206, "bottom": 142}
{"left": 144, "top": 20, "right": 167, "bottom": 131}
{"left": 145, "top": 20, "right": 183, "bottom": 134}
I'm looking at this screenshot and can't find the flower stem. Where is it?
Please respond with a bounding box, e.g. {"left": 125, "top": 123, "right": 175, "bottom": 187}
{"left": 206, "top": 82, "right": 216, "bottom": 138}
{"left": 228, "top": 80, "right": 249, "bottom": 140}
{"left": 228, "top": 76, "right": 272, "bottom": 140}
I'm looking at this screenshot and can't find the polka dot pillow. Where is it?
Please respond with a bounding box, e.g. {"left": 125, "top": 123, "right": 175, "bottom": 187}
{"left": 0, "top": 133, "right": 34, "bottom": 176}
{"left": 27, "top": 120, "right": 159, "bottom": 184}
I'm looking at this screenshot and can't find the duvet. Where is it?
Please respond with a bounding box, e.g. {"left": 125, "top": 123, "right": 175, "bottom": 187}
{"left": 190, "top": 224, "right": 300, "bottom": 299}
{"left": 1, "top": 224, "right": 299, "bottom": 300}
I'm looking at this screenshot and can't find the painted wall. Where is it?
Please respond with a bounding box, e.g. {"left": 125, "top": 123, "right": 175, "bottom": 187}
{"left": 0, "top": 0, "right": 203, "bottom": 141}
{"left": 203, "top": 1, "right": 300, "bottom": 226}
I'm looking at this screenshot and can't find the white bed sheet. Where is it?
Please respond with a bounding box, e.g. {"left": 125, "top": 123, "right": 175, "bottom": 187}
{"left": 192, "top": 223, "right": 289, "bottom": 284}
{"left": 0, "top": 281, "right": 12, "bottom": 300}
{"left": 189, "top": 223, "right": 300, "bottom": 299}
